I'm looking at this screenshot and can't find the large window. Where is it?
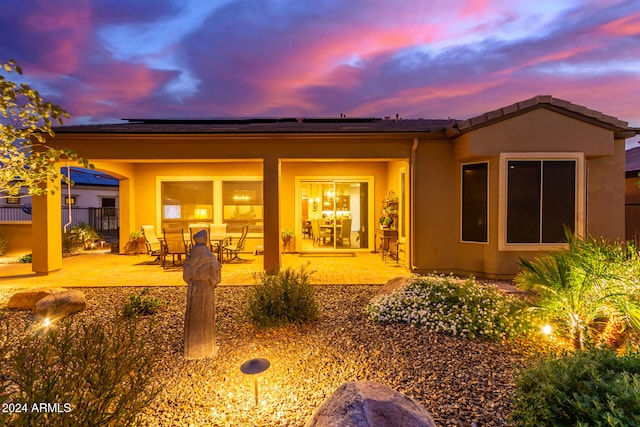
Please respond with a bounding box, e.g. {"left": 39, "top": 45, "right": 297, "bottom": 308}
{"left": 222, "top": 181, "right": 263, "bottom": 233}
{"left": 161, "top": 181, "right": 213, "bottom": 229}
{"left": 462, "top": 162, "right": 488, "bottom": 242}
{"left": 505, "top": 159, "right": 576, "bottom": 244}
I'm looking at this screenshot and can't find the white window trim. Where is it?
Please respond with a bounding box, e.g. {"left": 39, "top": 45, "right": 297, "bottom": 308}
{"left": 498, "top": 153, "right": 585, "bottom": 251}
{"left": 460, "top": 161, "right": 489, "bottom": 245}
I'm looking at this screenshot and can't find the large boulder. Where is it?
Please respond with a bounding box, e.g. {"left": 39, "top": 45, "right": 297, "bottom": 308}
{"left": 305, "top": 380, "right": 436, "bottom": 427}
{"left": 33, "top": 290, "right": 87, "bottom": 318}
{"left": 7, "top": 288, "right": 66, "bottom": 310}
{"left": 373, "top": 276, "right": 412, "bottom": 299}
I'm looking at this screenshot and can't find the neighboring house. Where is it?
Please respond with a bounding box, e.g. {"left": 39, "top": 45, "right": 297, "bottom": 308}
{"left": 0, "top": 167, "right": 119, "bottom": 255}
{"left": 27, "top": 95, "right": 640, "bottom": 277}
{"left": 625, "top": 147, "right": 640, "bottom": 245}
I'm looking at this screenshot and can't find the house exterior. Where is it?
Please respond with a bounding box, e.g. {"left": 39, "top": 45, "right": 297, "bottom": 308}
{"left": 0, "top": 168, "right": 119, "bottom": 256}
{"left": 625, "top": 147, "right": 640, "bottom": 244}
{"left": 27, "top": 95, "right": 639, "bottom": 278}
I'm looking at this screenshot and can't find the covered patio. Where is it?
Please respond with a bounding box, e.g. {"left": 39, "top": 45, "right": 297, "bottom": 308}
{"left": 0, "top": 250, "right": 410, "bottom": 289}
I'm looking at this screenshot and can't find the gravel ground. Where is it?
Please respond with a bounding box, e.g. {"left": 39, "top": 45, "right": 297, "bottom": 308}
{"left": 0, "top": 285, "right": 546, "bottom": 426}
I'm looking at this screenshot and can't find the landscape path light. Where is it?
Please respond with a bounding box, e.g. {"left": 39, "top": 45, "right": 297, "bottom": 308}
{"left": 240, "top": 358, "right": 270, "bottom": 406}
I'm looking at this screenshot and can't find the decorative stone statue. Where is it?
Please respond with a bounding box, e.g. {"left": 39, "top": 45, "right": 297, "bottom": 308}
{"left": 183, "top": 230, "right": 221, "bottom": 359}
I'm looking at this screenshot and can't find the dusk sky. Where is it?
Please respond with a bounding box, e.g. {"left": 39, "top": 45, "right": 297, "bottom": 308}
{"left": 1, "top": 0, "right": 639, "bottom": 145}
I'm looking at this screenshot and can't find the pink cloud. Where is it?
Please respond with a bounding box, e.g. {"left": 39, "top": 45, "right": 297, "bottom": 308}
{"left": 23, "top": 2, "right": 92, "bottom": 74}
{"left": 597, "top": 12, "right": 640, "bottom": 36}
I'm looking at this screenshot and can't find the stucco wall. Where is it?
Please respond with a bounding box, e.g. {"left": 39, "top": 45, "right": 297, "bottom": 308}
{"left": 0, "top": 223, "right": 32, "bottom": 256}
{"left": 412, "top": 140, "right": 457, "bottom": 273}
{"left": 587, "top": 139, "right": 625, "bottom": 240}
{"left": 446, "top": 108, "right": 623, "bottom": 278}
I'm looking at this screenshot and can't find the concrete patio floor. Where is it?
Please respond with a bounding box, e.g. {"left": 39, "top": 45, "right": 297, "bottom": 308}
{"left": 0, "top": 250, "right": 411, "bottom": 289}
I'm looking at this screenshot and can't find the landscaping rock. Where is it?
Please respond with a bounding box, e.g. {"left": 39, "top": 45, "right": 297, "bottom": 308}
{"left": 305, "top": 380, "right": 436, "bottom": 427}
{"left": 33, "top": 290, "right": 87, "bottom": 318}
{"left": 374, "top": 276, "right": 411, "bottom": 298}
{"left": 7, "top": 288, "right": 66, "bottom": 310}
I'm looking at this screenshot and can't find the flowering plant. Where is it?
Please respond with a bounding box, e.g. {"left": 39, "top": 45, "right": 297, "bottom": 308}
{"left": 366, "top": 274, "right": 534, "bottom": 341}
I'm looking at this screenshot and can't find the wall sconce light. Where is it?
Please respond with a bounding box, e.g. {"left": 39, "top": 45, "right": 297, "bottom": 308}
{"left": 240, "top": 358, "right": 270, "bottom": 405}
{"left": 312, "top": 197, "right": 320, "bottom": 212}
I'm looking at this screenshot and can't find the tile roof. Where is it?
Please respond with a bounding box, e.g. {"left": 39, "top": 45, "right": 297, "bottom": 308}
{"left": 52, "top": 95, "right": 636, "bottom": 137}
{"left": 456, "top": 95, "right": 630, "bottom": 131}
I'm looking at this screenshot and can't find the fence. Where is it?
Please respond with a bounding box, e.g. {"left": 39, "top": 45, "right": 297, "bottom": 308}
{"left": 0, "top": 207, "right": 119, "bottom": 238}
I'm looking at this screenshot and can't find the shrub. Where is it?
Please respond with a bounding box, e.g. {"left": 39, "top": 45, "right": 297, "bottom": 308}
{"left": 0, "top": 235, "right": 7, "bottom": 255}
{"left": 0, "top": 317, "right": 163, "bottom": 426}
{"left": 247, "top": 264, "right": 318, "bottom": 327}
{"left": 510, "top": 346, "right": 640, "bottom": 426}
{"left": 17, "top": 253, "right": 32, "bottom": 263}
{"left": 63, "top": 223, "right": 100, "bottom": 254}
{"left": 366, "top": 274, "right": 533, "bottom": 340}
{"left": 123, "top": 288, "right": 166, "bottom": 317}
{"left": 515, "top": 232, "right": 640, "bottom": 350}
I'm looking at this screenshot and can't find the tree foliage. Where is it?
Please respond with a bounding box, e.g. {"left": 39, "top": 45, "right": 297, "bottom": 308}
{"left": 0, "top": 59, "right": 92, "bottom": 198}
{"left": 515, "top": 231, "right": 640, "bottom": 350}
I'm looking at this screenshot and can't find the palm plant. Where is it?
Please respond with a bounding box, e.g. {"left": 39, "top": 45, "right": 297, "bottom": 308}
{"left": 515, "top": 231, "right": 640, "bottom": 350}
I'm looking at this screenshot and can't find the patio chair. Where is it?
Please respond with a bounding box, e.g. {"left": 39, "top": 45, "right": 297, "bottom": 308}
{"left": 311, "top": 219, "right": 332, "bottom": 246}
{"left": 224, "top": 224, "right": 249, "bottom": 262}
{"left": 141, "top": 225, "right": 162, "bottom": 260}
{"left": 161, "top": 227, "right": 188, "bottom": 267}
{"left": 188, "top": 222, "right": 210, "bottom": 249}
{"left": 336, "top": 218, "right": 352, "bottom": 246}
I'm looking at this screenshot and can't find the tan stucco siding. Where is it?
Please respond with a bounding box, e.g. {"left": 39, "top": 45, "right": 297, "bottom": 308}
{"left": 51, "top": 133, "right": 415, "bottom": 161}
{"left": 586, "top": 139, "right": 625, "bottom": 240}
{"left": 412, "top": 140, "right": 457, "bottom": 273}
{"left": 454, "top": 108, "right": 613, "bottom": 160}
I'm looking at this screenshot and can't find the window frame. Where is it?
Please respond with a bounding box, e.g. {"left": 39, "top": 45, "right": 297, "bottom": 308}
{"left": 498, "top": 152, "right": 584, "bottom": 251}
{"left": 460, "top": 161, "right": 489, "bottom": 244}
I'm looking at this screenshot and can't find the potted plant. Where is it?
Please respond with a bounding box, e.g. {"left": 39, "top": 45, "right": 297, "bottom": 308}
{"left": 383, "top": 216, "right": 394, "bottom": 228}
{"left": 125, "top": 230, "right": 147, "bottom": 255}
{"left": 281, "top": 228, "right": 294, "bottom": 252}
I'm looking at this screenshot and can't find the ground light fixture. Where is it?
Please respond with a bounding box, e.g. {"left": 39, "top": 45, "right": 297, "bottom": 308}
{"left": 240, "top": 358, "right": 270, "bottom": 405}
{"left": 542, "top": 324, "right": 552, "bottom": 336}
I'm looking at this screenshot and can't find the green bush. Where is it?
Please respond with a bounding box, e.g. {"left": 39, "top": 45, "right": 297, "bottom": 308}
{"left": 510, "top": 346, "right": 640, "bottom": 426}
{"left": 515, "top": 232, "right": 640, "bottom": 350}
{"left": 0, "top": 235, "right": 8, "bottom": 255}
{"left": 63, "top": 223, "right": 100, "bottom": 254}
{"left": 247, "top": 264, "right": 318, "bottom": 327}
{"left": 123, "top": 288, "right": 166, "bottom": 318}
{"left": 366, "top": 274, "right": 533, "bottom": 340}
{"left": 17, "top": 253, "right": 32, "bottom": 263}
{"left": 0, "top": 317, "right": 163, "bottom": 426}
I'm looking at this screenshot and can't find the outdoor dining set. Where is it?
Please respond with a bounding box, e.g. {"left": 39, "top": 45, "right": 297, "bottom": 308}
{"left": 140, "top": 223, "right": 249, "bottom": 268}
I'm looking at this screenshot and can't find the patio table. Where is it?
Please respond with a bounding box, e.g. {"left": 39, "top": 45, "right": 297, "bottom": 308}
{"left": 210, "top": 235, "right": 232, "bottom": 263}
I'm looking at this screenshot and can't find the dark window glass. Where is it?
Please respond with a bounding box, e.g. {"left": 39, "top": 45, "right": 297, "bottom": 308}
{"left": 507, "top": 161, "right": 541, "bottom": 243}
{"left": 542, "top": 161, "right": 575, "bottom": 242}
{"left": 462, "top": 163, "right": 488, "bottom": 242}
{"left": 506, "top": 160, "right": 576, "bottom": 244}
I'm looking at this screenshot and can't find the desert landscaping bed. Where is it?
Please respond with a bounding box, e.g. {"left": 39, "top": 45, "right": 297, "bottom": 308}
{"left": 1, "top": 285, "right": 545, "bottom": 426}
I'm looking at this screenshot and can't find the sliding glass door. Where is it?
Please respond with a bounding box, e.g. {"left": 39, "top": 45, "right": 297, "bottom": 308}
{"left": 299, "top": 180, "right": 369, "bottom": 250}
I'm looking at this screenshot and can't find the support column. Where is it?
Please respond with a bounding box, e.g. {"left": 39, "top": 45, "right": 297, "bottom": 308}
{"left": 263, "top": 155, "right": 281, "bottom": 272}
{"left": 118, "top": 178, "right": 135, "bottom": 253}
{"left": 32, "top": 179, "right": 62, "bottom": 274}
